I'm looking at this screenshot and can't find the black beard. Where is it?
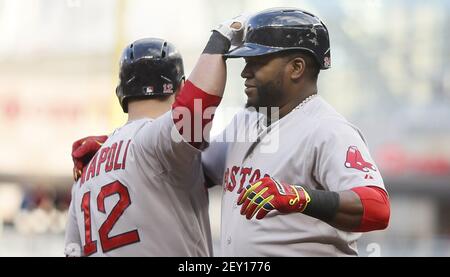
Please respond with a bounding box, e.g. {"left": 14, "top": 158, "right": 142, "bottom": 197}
{"left": 245, "top": 78, "right": 284, "bottom": 111}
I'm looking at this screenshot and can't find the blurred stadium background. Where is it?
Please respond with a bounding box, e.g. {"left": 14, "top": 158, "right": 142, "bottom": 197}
{"left": 0, "top": 0, "right": 449, "bottom": 256}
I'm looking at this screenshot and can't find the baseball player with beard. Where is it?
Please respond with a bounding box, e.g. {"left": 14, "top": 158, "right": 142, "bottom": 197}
{"left": 202, "top": 8, "right": 390, "bottom": 256}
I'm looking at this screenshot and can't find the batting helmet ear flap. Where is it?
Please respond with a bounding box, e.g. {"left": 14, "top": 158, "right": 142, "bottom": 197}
{"left": 116, "top": 38, "right": 185, "bottom": 113}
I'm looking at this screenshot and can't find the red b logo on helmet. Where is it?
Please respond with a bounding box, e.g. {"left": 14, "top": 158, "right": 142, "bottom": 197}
{"left": 345, "top": 146, "right": 376, "bottom": 172}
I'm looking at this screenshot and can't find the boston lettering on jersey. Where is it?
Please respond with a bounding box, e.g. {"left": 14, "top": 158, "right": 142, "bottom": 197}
{"left": 222, "top": 166, "right": 270, "bottom": 194}
{"left": 79, "top": 139, "right": 132, "bottom": 186}
{"left": 223, "top": 146, "right": 379, "bottom": 194}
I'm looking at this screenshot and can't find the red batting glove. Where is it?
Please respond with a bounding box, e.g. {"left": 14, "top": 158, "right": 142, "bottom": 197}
{"left": 237, "top": 177, "right": 311, "bottom": 220}
{"left": 72, "top": 135, "right": 108, "bottom": 181}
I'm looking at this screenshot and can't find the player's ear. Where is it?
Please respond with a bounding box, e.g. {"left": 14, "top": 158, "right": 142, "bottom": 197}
{"left": 289, "top": 57, "right": 306, "bottom": 80}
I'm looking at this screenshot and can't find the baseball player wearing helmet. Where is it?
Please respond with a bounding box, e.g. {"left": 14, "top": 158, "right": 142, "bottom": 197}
{"left": 65, "top": 15, "right": 247, "bottom": 257}
{"left": 69, "top": 8, "right": 390, "bottom": 257}
{"left": 201, "top": 8, "right": 390, "bottom": 256}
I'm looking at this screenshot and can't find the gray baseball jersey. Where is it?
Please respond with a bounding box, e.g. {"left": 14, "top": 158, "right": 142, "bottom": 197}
{"left": 65, "top": 111, "right": 212, "bottom": 257}
{"left": 202, "top": 95, "right": 385, "bottom": 257}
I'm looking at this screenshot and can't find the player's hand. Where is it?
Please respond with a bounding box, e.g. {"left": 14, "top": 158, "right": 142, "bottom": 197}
{"left": 237, "top": 177, "right": 311, "bottom": 220}
{"left": 72, "top": 135, "right": 108, "bottom": 181}
{"left": 213, "top": 13, "right": 250, "bottom": 46}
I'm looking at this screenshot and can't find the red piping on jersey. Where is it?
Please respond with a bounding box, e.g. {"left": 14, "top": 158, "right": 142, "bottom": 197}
{"left": 351, "top": 186, "right": 390, "bottom": 232}
{"left": 172, "top": 80, "right": 222, "bottom": 149}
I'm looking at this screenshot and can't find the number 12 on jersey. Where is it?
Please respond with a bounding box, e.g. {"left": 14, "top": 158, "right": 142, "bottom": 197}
{"left": 81, "top": 181, "right": 140, "bottom": 256}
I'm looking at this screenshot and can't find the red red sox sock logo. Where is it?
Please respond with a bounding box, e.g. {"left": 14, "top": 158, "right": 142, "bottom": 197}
{"left": 345, "top": 146, "right": 377, "bottom": 173}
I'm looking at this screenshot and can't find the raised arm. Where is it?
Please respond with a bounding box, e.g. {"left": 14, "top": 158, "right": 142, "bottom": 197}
{"left": 172, "top": 15, "right": 248, "bottom": 149}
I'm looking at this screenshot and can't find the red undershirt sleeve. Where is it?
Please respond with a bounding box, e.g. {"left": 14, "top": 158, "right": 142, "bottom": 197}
{"left": 172, "top": 80, "right": 222, "bottom": 149}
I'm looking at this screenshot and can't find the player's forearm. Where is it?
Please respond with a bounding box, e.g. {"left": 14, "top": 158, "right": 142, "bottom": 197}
{"left": 188, "top": 54, "right": 226, "bottom": 97}
{"left": 238, "top": 177, "right": 390, "bottom": 232}
{"left": 327, "top": 190, "right": 364, "bottom": 231}
{"left": 171, "top": 31, "right": 230, "bottom": 148}
{"left": 303, "top": 187, "right": 390, "bottom": 232}
{"left": 188, "top": 31, "right": 229, "bottom": 97}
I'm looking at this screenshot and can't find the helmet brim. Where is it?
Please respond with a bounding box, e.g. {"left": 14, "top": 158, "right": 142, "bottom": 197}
{"left": 225, "top": 42, "right": 331, "bottom": 70}
{"left": 224, "top": 43, "right": 284, "bottom": 58}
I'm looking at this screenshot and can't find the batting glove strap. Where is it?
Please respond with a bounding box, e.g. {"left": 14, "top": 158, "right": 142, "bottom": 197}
{"left": 290, "top": 184, "right": 311, "bottom": 213}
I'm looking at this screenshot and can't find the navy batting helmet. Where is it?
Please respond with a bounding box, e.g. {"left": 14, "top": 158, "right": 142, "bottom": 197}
{"left": 225, "top": 8, "right": 331, "bottom": 70}
{"left": 116, "top": 38, "right": 185, "bottom": 113}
